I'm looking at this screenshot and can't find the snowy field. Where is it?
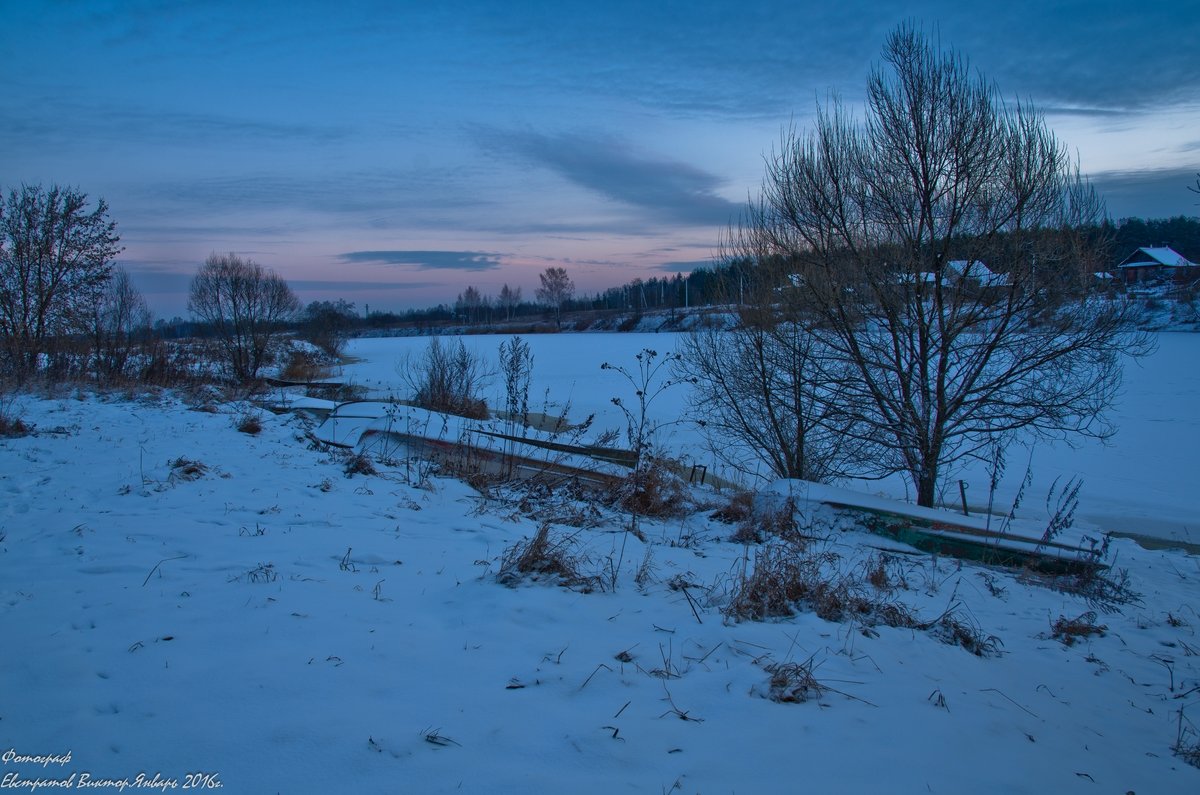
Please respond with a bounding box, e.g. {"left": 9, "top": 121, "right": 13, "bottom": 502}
{"left": 0, "top": 332, "right": 1198, "bottom": 793}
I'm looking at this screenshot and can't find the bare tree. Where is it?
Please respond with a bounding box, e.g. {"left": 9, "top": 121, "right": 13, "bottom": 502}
{"left": 301, "top": 299, "right": 357, "bottom": 358}
{"left": 89, "top": 267, "right": 152, "bottom": 383}
{"left": 456, "top": 285, "right": 485, "bottom": 325}
{"left": 188, "top": 253, "right": 300, "bottom": 382}
{"left": 0, "top": 184, "right": 122, "bottom": 374}
{"left": 536, "top": 267, "right": 574, "bottom": 329}
{"left": 498, "top": 283, "right": 522, "bottom": 321}
{"left": 723, "top": 24, "right": 1151, "bottom": 506}
{"left": 680, "top": 309, "right": 879, "bottom": 483}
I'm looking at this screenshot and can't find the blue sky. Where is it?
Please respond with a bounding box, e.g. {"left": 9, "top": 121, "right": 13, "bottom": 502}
{"left": 3, "top": 1, "right": 1198, "bottom": 317}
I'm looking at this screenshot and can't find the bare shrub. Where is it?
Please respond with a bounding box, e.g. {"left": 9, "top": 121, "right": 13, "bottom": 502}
{"left": 400, "top": 337, "right": 490, "bottom": 419}
{"left": 616, "top": 315, "right": 639, "bottom": 332}
{"left": 498, "top": 335, "right": 533, "bottom": 432}
{"left": 1050, "top": 611, "right": 1107, "bottom": 646}
{"left": 280, "top": 348, "right": 326, "bottom": 383}
{"left": 497, "top": 523, "right": 593, "bottom": 590}
{"left": 300, "top": 299, "right": 357, "bottom": 358}
{"left": 139, "top": 339, "right": 207, "bottom": 389}
{"left": 1041, "top": 475, "right": 1082, "bottom": 544}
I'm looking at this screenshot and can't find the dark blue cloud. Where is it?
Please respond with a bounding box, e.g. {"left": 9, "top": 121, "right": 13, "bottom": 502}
{"left": 478, "top": 129, "right": 741, "bottom": 227}
{"left": 339, "top": 251, "right": 504, "bottom": 271}
{"left": 1091, "top": 168, "right": 1200, "bottom": 220}
{"left": 129, "top": 171, "right": 486, "bottom": 219}
{"left": 0, "top": 102, "right": 350, "bottom": 153}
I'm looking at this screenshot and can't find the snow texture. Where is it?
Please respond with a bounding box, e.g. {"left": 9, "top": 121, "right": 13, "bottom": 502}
{"left": 1, "top": 332, "right": 1198, "bottom": 793}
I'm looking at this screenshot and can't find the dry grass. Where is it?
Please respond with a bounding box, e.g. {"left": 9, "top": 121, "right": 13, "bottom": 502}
{"left": 168, "top": 457, "right": 208, "bottom": 482}
{"left": 1040, "top": 566, "right": 1141, "bottom": 614}
{"left": 710, "top": 490, "right": 755, "bottom": 525}
{"left": 280, "top": 349, "right": 328, "bottom": 383}
{"left": 1175, "top": 717, "right": 1200, "bottom": 769}
{"left": 497, "top": 523, "right": 594, "bottom": 590}
{"left": 725, "top": 542, "right": 916, "bottom": 626}
{"left": 0, "top": 391, "right": 31, "bottom": 437}
{"left": 725, "top": 495, "right": 799, "bottom": 545}
{"left": 615, "top": 458, "right": 692, "bottom": 518}
{"left": 927, "top": 608, "right": 1004, "bottom": 657}
{"left": 725, "top": 542, "right": 1000, "bottom": 654}
{"left": 235, "top": 412, "right": 263, "bottom": 435}
{"left": 344, "top": 453, "right": 377, "bottom": 477}
{"left": 725, "top": 543, "right": 818, "bottom": 620}
{"left": 0, "top": 410, "right": 30, "bottom": 438}
{"left": 863, "top": 553, "right": 896, "bottom": 590}
{"left": 1050, "top": 611, "right": 1107, "bottom": 646}
{"left": 761, "top": 660, "right": 826, "bottom": 704}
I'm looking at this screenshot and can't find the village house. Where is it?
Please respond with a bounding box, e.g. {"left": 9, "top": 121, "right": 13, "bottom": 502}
{"left": 1116, "top": 246, "right": 1198, "bottom": 286}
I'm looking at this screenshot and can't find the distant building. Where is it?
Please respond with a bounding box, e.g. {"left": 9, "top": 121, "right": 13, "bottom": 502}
{"left": 1116, "top": 246, "right": 1198, "bottom": 285}
{"left": 944, "top": 260, "right": 1009, "bottom": 289}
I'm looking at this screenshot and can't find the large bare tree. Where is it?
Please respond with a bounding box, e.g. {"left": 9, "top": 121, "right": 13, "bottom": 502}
{"left": 536, "top": 267, "right": 574, "bottom": 329}
{"left": 188, "top": 253, "right": 299, "bottom": 382}
{"left": 0, "top": 184, "right": 122, "bottom": 374}
{"left": 722, "top": 24, "right": 1150, "bottom": 506}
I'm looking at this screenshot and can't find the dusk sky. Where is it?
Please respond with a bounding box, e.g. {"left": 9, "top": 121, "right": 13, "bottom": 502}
{"left": 3, "top": 1, "right": 1198, "bottom": 317}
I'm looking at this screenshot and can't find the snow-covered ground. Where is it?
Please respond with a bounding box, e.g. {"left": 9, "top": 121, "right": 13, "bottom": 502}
{"left": 1, "top": 333, "right": 1198, "bottom": 793}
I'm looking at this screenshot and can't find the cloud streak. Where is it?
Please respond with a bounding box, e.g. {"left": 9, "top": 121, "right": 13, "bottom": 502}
{"left": 478, "top": 129, "right": 741, "bottom": 228}
{"left": 339, "top": 251, "right": 504, "bottom": 271}
{"left": 0, "top": 100, "right": 351, "bottom": 155}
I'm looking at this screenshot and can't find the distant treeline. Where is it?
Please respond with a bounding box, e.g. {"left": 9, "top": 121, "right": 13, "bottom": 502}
{"left": 145, "top": 215, "right": 1200, "bottom": 338}
{"left": 1097, "top": 216, "right": 1200, "bottom": 263}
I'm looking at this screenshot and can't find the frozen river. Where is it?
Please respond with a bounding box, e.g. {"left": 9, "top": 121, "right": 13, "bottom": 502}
{"left": 341, "top": 330, "right": 1200, "bottom": 547}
